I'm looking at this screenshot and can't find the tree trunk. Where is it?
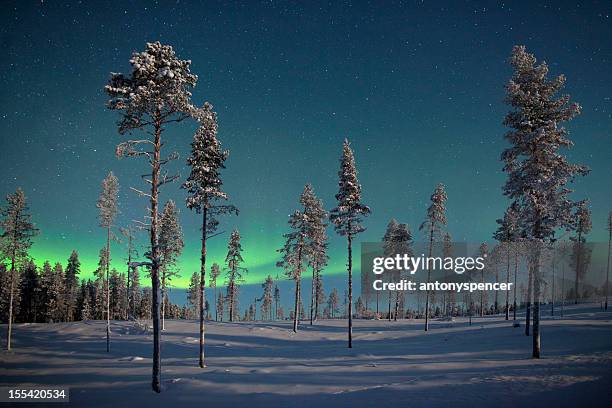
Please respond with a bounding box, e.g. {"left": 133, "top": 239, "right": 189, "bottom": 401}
{"left": 532, "top": 250, "right": 541, "bottom": 358}
{"left": 293, "top": 278, "right": 300, "bottom": 332}
{"left": 314, "top": 271, "right": 319, "bottom": 322}
{"left": 525, "top": 261, "right": 533, "bottom": 336}
{"left": 605, "top": 228, "right": 611, "bottom": 311}
{"left": 551, "top": 258, "right": 555, "bottom": 317}
{"left": 394, "top": 291, "right": 400, "bottom": 321}
{"left": 161, "top": 272, "right": 166, "bottom": 331}
{"left": 424, "top": 228, "right": 434, "bottom": 332}
{"left": 347, "top": 232, "right": 353, "bottom": 348}
{"left": 106, "top": 225, "right": 111, "bottom": 352}
{"left": 574, "top": 231, "right": 582, "bottom": 304}
{"left": 199, "top": 207, "right": 207, "bottom": 368}
{"left": 480, "top": 269, "right": 484, "bottom": 317}
{"left": 150, "top": 116, "right": 162, "bottom": 393}
{"left": 505, "top": 246, "right": 510, "bottom": 320}
{"left": 387, "top": 291, "right": 392, "bottom": 321}
{"left": 310, "top": 267, "right": 315, "bottom": 325}
{"left": 376, "top": 291, "right": 379, "bottom": 317}
{"left": 229, "top": 280, "right": 234, "bottom": 322}
{"left": 6, "top": 254, "right": 16, "bottom": 351}
{"left": 513, "top": 251, "right": 518, "bottom": 321}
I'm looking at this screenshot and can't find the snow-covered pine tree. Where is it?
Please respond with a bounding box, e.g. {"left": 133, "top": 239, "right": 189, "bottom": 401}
{"left": 419, "top": 183, "right": 447, "bottom": 331}
{"left": 79, "top": 280, "right": 92, "bottom": 320}
{"left": 93, "top": 248, "right": 108, "bottom": 320}
{"left": 187, "top": 272, "right": 200, "bottom": 316}
{"left": 261, "top": 275, "right": 274, "bottom": 321}
{"left": 158, "top": 200, "right": 184, "bottom": 330}
{"left": 17, "top": 260, "right": 38, "bottom": 323}
{"left": 501, "top": 45, "right": 589, "bottom": 358}
{"left": 64, "top": 250, "right": 81, "bottom": 322}
{"left": 382, "top": 220, "right": 413, "bottom": 322}
{"left": 216, "top": 291, "right": 225, "bottom": 322}
{"left": 209, "top": 263, "right": 221, "bottom": 321}
{"left": 300, "top": 184, "right": 329, "bottom": 325}
{"left": 225, "top": 230, "right": 246, "bottom": 322}
{"left": 96, "top": 171, "right": 119, "bottom": 352}
{"left": 0, "top": 188, "right": 38, "bottom": 350}
{"left": 273, "top": 284, "right": 280, "bottom": 320}
{"left": 277, "top": 195, "right": 309, "bottom": 333}
{"left": 182, "top": 102, "right": 237, "bottom": 367}
{"left": 106, "top": 42, "right": 202, "bottom": 392}
{"left": 494, "top": 203, "right": 520, "bottom": 320}
{"left": 329, "top": 140, "right": 370, "bottom": 347}
{"left": 328, "top": 288, "right": 340, "bottom": 318}
{"left": 316, "top": 278, "right": 325, "bottom": 319}
{"left": 571, "top": 203, "right": 591, "bottom": 304}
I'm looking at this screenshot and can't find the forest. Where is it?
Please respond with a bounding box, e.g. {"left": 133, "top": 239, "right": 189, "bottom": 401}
{"left": 1, "top": 42, "right": 611, "bottom": 398}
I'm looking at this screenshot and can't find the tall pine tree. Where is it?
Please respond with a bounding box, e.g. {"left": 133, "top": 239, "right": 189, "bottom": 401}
{"left": 501, "top": 45, "right": 589, "bottom": 358}
{"left": 106, "top": 42, "right": 201, "bottom": 392}
{"left": 182, "top": 102, "right": 237, "bottom": 367}
{"left": 329, "top": 139, "right": 370, "bottom": 348}
{"left": 419, "top": 183, "right": 447, "bottom": 331}
{"left": 96, "top": 171, "right": 119, "bottom": 352}
{"left": 0, "top": 188, "right": 38, "bottom": 350}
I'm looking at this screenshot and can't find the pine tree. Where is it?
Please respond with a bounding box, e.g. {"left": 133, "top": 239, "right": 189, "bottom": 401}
{"left": 261, "top": 275, "right": 274, "bottom": 321}
{"left": 419, "top": 183, "right": 447, "bottom": 331}
{"left": 501, "top": 45, "right": 589, "bottom": 358}
{"left": 18, "top": 260, "right": 38, "bottom": 323}
{"left": 209, "top": 263, "right": 221, "bottom": 321}
{"left": 328, "top": 288, "right": 340, "bottom": 318}
{"left": 78, "top": 281, "right": 92, "bottom": 320}
{"left": 300, "top": 184, "right": 328, "bottom": 325}
{"left": 96, "top": 171, "right": 119, "bottom": 352}
{"left": 382, "top": 219, "right": 412, "bottom": 322}
{"left": 329, "top": 140, "right": 370, "bottom": 347}
{"left": 106, "top": 42, "right": 202, "bottom": 393}
{"left": 0, "top": 188, "right": 38, "bottom": 350}
{"left": 225, "top": 230, "right": 246, "bottom": 322}
{"left": 316, "top": 278, "right": 325, "bottom": 319}
{"left": 277, "top": 203, "right": 308, "bottom": 333}
{"left": 571, "top": 204, "right": 591, "bottom": 304}
{"left": 187, "top": 272, "right": 200, "bottom": 315}
{"left": 182, "top": 102, "right": 238, "bottom": 367}
{"left": 158, "top": 200, "right": 184, "bottom": 330}
{"left": 273, "top": 285, "right": 281, "bottom": 320}
{"left": 494, "top": 203, "right": 520, "bottom": 320}
{"left": 64, "top": 250, "right": 81, "bottom": 322}
{"left": 41, "top": 262, "right": 65, "bottom": 323}
{"left": 216, "top": 291, "right": 225, "bottom": 322}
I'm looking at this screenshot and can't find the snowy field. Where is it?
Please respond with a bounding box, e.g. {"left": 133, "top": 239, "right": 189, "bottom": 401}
{"left": 1, "top": 304, "right": 611, "bottom": 407}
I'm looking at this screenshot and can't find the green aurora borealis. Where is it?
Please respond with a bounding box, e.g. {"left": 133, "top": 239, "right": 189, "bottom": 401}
{"left": 1, "top": 1, "right": 611, "bottom": 289}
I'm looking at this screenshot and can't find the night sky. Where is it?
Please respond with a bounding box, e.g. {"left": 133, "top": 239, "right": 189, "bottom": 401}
{"left": 1, "top": 1, "right": 610, "bottom": 289}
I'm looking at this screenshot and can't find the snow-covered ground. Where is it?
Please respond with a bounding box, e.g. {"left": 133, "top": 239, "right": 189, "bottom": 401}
{"left": 1, "top": 304, "right": 611, "bottom": 407}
